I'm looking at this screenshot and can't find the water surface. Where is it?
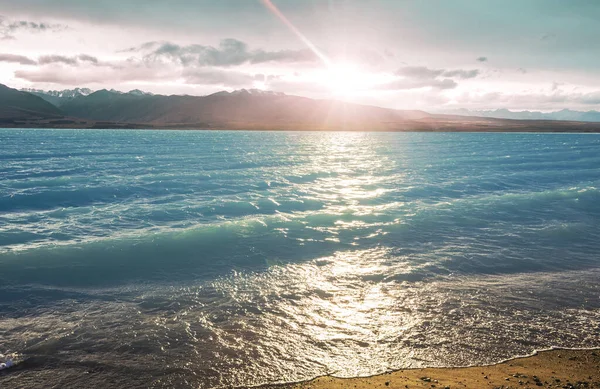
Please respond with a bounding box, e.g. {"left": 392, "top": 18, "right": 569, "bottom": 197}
{"left": 1, "top": 130, "right": 599, "bottom": 388}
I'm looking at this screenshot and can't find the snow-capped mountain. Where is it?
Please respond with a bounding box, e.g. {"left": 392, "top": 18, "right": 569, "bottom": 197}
{"left": 20, "top": 87, "right": 157, "bottom": 107}
{"left": 127, "top": 89, "right": 154, "bottom": 97}
{"left": 21, "top": 88, "right": 94, "bottom": 107}
{"left": 212, "top": 89, "right": 285, "bottom": 97}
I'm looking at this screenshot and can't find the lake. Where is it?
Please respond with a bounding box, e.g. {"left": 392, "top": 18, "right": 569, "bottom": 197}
{"left": 1, "top": 129, "right": 599, "bottom": 388}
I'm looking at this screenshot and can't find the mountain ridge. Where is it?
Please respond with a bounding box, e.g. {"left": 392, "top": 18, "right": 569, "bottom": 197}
{"left": 0, "top": 84, "right": 64, "bottom": 123}
{"left": 3, "top": 84, "right": 600, "bottom": 132}
{"left": 57, "top": 87, "right": 431, "bottom": 130}
{"left": 439, "top": 108, "right": 600, "bottom": 123}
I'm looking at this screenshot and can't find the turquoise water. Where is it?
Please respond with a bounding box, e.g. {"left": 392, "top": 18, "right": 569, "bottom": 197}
{"left": 1, "top": 129, "right": 599, "bottom": 388}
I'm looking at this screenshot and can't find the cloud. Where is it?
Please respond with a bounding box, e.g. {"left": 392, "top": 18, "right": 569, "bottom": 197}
{"left": 6, "top": 21, "right": 58, "bottom": 32}
{"left": 38, "top": 54, "right": 100, "bottom": 66}
{"left": 78, "top": 54, "right": 99, "bottom": 64}
{"left": 0, "top": 53, "right": 36, "bottom": 65}
{"left": 0, "top": 53, "right": 100, "bottom": 67}
{"left": 551, "top": 82, "right": 563, "bottom": 91}
{"left": 476, "top": 56, "right": 488, "bottom": 62}
{"left": 14, "top": 63, "right": 168, "bottom": 85}
{"left": 182, "top": 68, "right": 258, "bottom": 86}
{"left": 396, "top": 66, "right": 444, "bottom": 79}
{"left": 395, "top": 66, "right": 479, "bottom": 80}
{"left": 540, "top": 33, "right": 556, "bottom": 41}
{"left": 381, "top": 78, "right": 458, "bottom": 91}
{"left": 13, "top": 59, "right": 265, "bottom": 88}
{"left": 267, "top": 79, "right": 331, "bottom": 94}
{"left": 135, "top": 38, "right": 319, "bottom": 67}
{"left": 449, "top": 89, "right": 600, "bottom": 110}
{"left": 38, "top": 55, "right": 78, "bottom": 65}
{"left": 0, "top": 16, "right": 67, "bottom": 39}
{"left": 10, "top": 41, "right": 286, "bottom": 88}
{"left": 383, "top": 65, "right": 478, "bottom": 91}
{"left": 577, "top": 92, "right": 600, "bottom": 105}
{"left": 443, "top": 69, "right": 479, "bottom": 79}
{"left": 120, "top": 41, "right": 160, "bottom": 53}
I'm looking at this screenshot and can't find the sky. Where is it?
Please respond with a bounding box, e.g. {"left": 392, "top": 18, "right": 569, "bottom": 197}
{"left": 1, "top": 0, "right": 600, "bottom": 111}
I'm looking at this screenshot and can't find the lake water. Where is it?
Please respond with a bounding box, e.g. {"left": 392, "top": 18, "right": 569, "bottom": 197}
{"left": 1, "top": 129, "right": 599, "bottom": 388}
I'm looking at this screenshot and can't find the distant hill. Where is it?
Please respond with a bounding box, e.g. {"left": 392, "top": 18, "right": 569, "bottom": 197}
{"left": 0, "top": 83, "right": 63, "bottom": 122}
{"left": 440, "top": 108, "right": 600, "bottom": 123}
{"left": 21, "top": 87, "right": 93, "bottom": 107}
{"left": 59, "top": 88, "right": 431, "bottom": 130}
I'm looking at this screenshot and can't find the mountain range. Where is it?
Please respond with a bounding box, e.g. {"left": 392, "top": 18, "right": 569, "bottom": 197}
{"left": 439, "top": 108, "right": 600, "bottom": 123}
{"left": 2, "top": 83, "right": 600, "bottom": 132}
{"left": 21, "top": 87, "right": 94, "bottom": 107}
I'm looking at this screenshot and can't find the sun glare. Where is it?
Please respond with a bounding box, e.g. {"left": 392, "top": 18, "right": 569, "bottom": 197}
{"left": 317, "top": 63, "right": 392, "bottom": 98}
{"left": 324, "top": 63, "right": 369, "bottom": 97}
{"left": 252, "top": 80, "right": 268, "bottom": 90}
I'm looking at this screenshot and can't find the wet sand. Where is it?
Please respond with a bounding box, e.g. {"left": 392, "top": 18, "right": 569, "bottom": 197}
{"left": 273, "top": 349, "right": 600, "bottom": 389}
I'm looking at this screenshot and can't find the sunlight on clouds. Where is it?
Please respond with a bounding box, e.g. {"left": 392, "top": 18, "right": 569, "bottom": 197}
{"left": 252, "top": 80, "right": 268, "bottom": 90}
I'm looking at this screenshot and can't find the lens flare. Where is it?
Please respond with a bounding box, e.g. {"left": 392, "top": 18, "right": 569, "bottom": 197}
{"left": 260, "top": 0, "right": 332, "bottom": 67}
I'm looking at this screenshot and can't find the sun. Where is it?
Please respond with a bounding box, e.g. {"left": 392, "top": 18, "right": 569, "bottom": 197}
{"left": 323, "top": 63, "right": 366, "bottom": 97}
{"left": 319, "top": 62, "right": 389, "bottom": 98}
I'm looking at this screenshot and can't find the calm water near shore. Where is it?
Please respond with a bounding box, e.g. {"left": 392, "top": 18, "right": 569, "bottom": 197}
{"left": 1, "top": 129, "right": 599, "bottom": 388}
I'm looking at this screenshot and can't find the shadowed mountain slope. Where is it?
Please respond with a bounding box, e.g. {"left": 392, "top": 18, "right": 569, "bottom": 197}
{"left": 0, "top": 84, "right": 64, "bottom": 121}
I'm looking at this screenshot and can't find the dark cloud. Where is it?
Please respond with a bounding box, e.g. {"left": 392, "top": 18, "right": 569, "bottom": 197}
{"left": 6, "top": 21, "right": 55, "bottom": 32}
{"left": 443, "top": 69, "right": 479, "bottom": 79}
{"left": 0, "top": 16, "right": 67, "bottom": 39}
{"left": 136, "top": 38, "right": 318, "bottom": 67}
{"left": 78, "top": 54, "right": 99, "bottom": 64}
{"left": 476, "top": 56, "right": 488, "bottom": 62}
{"left": 38, "top": 55, "right": 78, "bottom": 65}
{"left": 0, "top": 53, "right": 36, "bottom": 65}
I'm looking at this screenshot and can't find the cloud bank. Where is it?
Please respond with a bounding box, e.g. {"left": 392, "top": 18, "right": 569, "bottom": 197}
{"left": 0, "top": 53, "right": 37, "bottom": 65}
{"left": 133, "top": 39, "right": 319, "bottom": 67}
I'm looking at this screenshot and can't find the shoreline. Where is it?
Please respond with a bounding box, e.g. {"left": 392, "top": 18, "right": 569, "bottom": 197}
{"left": 266, "top": 348, "right": 600, "bottom": 389}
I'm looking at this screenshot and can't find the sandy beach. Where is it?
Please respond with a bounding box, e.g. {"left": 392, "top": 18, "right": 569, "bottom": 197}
{"left": 273, "top": 349, "right": 600, "bottom": 389}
